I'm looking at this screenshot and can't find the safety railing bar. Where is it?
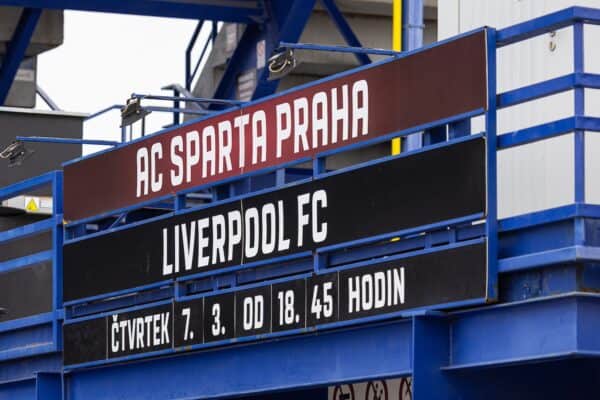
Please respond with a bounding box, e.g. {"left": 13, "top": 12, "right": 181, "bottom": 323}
{"left": 0, "top": 250, "right": 53, "bottom": 274}
{"left": 279, "top": 41, "right": 401, "bottom": 56}
{"left": 133, "top": 93, "right": 244, "bottom": 106}
{"left": 498, "top": 73, "right": 600, "bottom": 109}
{"left": 35, "top": 84, "right": 60, "bottom": 111}
{"left": 0, "top": 343, "right": 58, "bottom": 362}
{"left": 186, "top": 20, "right": 205, "bottom": 90}
{"left": 85, "top": 104, "right": 123, "bottom": 121}
{"left": 0, "top": 217, "right": 57, "bottom": 246}
{"left": 496, "top": 6, "right": 600, "bottom": 47}
{"left": 0, "top": 170, "right": 57, "bottom": 201}
{"left": 191, "top": 36, "right": 213, "bottom": 86}
{"left": 186, "top": 20, "right": 205, "bottom": 56}
{"left": 497, "top": 117, "right": 575, "bottom": 149}
{"left": 143, "top": 105, "right": 212, "bottom": 116}
{"left": 579, "top": 73, "right": 600, "bottom": 89}
{"left": 16, "top": 136, "right": 120, "bottom": 146}
{"left": 496, "top": 116, "right": 600, "bottom": 149}
{"left": 497, "top": 74, "right": 576, "bottom": 109}
{"left": 0, "top": 311, "right": 57, "bottom": 334}
{"left": 161, "top": 83, "right": 195, "bottom": 99}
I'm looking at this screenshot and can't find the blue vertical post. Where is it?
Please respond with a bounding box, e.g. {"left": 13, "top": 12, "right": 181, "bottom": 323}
{"left": 0, "top": 8, "right": 41, "bottom": 104}
{"left": 485, "top": 28, "right": 498, "bottom": 302}
{"left": 36, "top": 373, "right": 61, "bottom": 400}
{"left": 403, "top": 0, "right": 424, "bottom": 151}
{"left": 185, "top": 20, "right": 204, "bottom": 91}
{"left": 211, "top": 20, "right": 218, "bottom": 42}
{"left": 412, "top": 316, "right": 458, "bottom": 399}
{"left": 573, "top": 22, "right": 585, "bottom": 247}
{"left": 173, "top": 88, "right": 181, "bottom": 126}
{"left": 51, "top": 172, "right": 64, "bottom": 350}
{"left": 574, "top": 22, "right": 585, "bottom": 204}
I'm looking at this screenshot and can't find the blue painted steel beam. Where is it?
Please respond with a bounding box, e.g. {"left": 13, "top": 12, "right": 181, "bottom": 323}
{"left": 319, "top": 0, "right": 371, "bottom": 65}
{"left": 65, "top": 320, "right": 413, "bottom": 399}
{"left": 447, "top": 295, "right": 597, "bottom": 369}
{"left": 0, "top": 0, "right": 263, "bottom": 23}
{"left": 63, "top": 295, "right": 600, "bottom": 399}
{"left": 36, "top": 373, "right": 61, "bottom": 400}
{"left": 0, "top": 8, "right": 41, "bottom": 104}
{"left": 412, "top": 317, "right": 456, "bottom": 399}
{"left": 0, "top": 378, "right": 36, "bottom": 399}
{"left": 0, "top": 354, "right": 61, "bottom": 384}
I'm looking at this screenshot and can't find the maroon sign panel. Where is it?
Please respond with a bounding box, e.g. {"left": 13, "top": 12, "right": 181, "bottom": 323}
{"left": 64, "top": 30, "right": 488, "bottom": 221}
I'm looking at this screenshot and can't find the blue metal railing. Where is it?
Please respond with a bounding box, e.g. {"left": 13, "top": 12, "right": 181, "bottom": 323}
{"left": 185, "top": 20, "right": 218, "bottom": 92}
{"left": 0, "top": 171, "right": 63, "bottom": 362}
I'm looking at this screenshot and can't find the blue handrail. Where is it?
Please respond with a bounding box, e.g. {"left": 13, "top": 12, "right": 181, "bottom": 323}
{"left": 185, "top": 20, "right": 218, "bottom": 92}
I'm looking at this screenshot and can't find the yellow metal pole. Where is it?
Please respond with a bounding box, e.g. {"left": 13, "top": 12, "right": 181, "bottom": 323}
{"left": 391, "top": 0, "right": 402, "bottom": 155}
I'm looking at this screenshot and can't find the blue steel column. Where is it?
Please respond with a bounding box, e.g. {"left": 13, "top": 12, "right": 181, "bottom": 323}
{"left": 403, "top": 0, "right": 424, "bottom": 151}
{"left": 0, "top": 8, "right": 41, "bottom": 104}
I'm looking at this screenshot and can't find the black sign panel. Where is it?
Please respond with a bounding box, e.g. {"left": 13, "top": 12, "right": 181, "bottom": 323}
{"left": 63, "top": 241, "right": 486, "bottom": 366}
{"left": 272, "top": 280, "right": 306, "bottom": 332}
{"left": 174, "top": 297, "right": 204, "bottom": 348}
{"left": 63, "top": 317, "right": 106, "bottom": 366}
{"left": 0, "top": 262, "right": 52, "bottom": 323}
{"left": 235, "top": 286, "right": 272, "bottom": 337}
{"left": 64, "top": 137, "right": 485, "bottom": 301}
{"left": 307, "top": 273, "right": 339, "bottom": 327}
{"left": 204, "top": 293, "right": 235, "bottom": 342}
{"left": 107, "top": 303, "right": 172, "bottom": 359}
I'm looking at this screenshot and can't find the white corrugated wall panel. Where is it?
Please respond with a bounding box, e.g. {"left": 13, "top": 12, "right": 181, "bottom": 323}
{"left": 585, "top": 23, "right": 600, "bottom": 204}
{"left": 439, "top": 0, "right": 600, "bottom": 217}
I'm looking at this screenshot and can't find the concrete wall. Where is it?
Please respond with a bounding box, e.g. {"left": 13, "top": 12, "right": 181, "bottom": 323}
{"left": 0, "top": 7, "right": 63, "bottom": 107}
{"left": 0, "top": 6, "right": 63, "bottom": 56}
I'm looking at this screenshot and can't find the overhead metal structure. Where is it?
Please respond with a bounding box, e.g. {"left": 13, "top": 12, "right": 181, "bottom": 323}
{"left": 0, "top": 7, "right": 41, "bottom": 103}
{"left": 1, "top": 2, "right": 600, "bottom": 400}
{"left": 0, "top": 0, "right": 264, "bottom": 22}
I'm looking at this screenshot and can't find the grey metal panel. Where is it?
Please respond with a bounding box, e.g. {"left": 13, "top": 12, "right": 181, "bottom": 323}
{"left": 1, "top": 56, "right": 36, "bottom": 108}
{"left": 0, "top": 108, "right": 84, "bottom": 193}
